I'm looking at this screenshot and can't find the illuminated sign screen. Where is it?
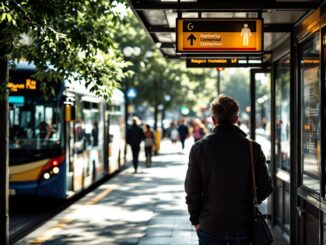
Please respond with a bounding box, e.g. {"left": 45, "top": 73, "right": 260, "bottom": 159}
{"left": 7, "top": 79, "right": 37, "bottom": 92}
{"left": 177, "top": 18, "right": 263, "bottom": 53}
{"left": 9, "top": 96, "right": 25, "bottom": 105}
{"left": 187, "top": 58, "right": 239, "bottom": 67}
{"left": 186, "top": 58, "right": 262, "bottom": 68}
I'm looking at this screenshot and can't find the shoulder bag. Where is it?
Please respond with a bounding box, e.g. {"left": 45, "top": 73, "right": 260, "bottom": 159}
{"left": 249, "top": 139, "right": 274, "bottom": 245}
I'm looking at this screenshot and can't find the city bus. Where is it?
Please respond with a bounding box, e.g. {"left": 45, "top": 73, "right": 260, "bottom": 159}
{"left": 8, "top": 62, "right": 126, "bottom": 198}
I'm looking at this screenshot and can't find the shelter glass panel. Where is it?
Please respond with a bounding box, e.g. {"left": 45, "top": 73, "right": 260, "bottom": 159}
{"left": 323, "top": 213, "right": 326, "bottom": 245}
{"left": 284, "top": 183, "right": 291, "bottom": 233}
{"left": 275, "top": 55, "right": 291, "bottom": 171}
{"left": 275, "top": 179, "right": 283, "bottom": 226}
{"left": 300, "top": 32, "right": 321, "bottom": 193}
{"left": 255, "top": 72, "right": 271, "bottom": 160}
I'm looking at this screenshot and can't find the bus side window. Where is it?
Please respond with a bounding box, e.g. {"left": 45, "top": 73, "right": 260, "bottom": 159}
{"left": 92, "top": 121, "right": 99, "bottom": 146}
{"left": 10, "top": 125, "right": 22, "bottom": 143}
{"left": 38, "top": 121, "right": 54, "bottom": 139}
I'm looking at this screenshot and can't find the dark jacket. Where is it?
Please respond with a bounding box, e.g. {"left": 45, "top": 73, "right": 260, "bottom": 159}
{"left": 126, "top": 124, "right": 145, "bottom": 146}
{"left": 185, "top": 124, "right": 273, "bottom": 236}
{"left": 178, "top": 124, "right": 189, "bottom": 140}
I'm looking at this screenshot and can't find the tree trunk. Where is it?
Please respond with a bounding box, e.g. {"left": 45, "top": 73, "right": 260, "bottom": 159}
{"left": 217, "top": 70, "right": 221, "bottom": 95}
{"left": 0, "top": 56, "right": 9, "bottom": 245}
{"left": 161, "top": 107, "right": 165, "bottom": 137}
{"left": 153, "top": 81, "right": 158, "bottom": 130}
{"left": 124, "top": 88, "right": 129, "bottom": 162}
{"left": 153, "top": 103, "right": 158, "bottom": 131}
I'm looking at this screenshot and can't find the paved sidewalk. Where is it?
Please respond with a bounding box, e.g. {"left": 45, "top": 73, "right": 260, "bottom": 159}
{"left": 18, "top": 140, "right": 197, "bottom": 245}
{"left": 17, "top": 138, "right": 287, "bottom": 245}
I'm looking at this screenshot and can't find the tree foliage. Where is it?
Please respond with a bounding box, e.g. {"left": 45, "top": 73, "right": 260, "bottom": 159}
{"left": 221, "top": 68, "right": 250, "bottom": 113}
{"left": 114, "top": 12, "right": 214, "bottom": 116}
{"left": 0, "top": 0, "right": 130, "bottom": 100}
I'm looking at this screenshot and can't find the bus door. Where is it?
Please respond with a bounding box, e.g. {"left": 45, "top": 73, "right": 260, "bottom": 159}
{"left": 81, "top": 101, "right": 104, "bottom": 187}
{"left": 65, "top": 102, "right": 76, "bottom": 195}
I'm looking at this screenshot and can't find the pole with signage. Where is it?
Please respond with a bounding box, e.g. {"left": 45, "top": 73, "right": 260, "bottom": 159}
{"left": 127, "top": 87, "right": 137, "bottom": 116}
{"left": 177, "top": 18, "right": 263, "bottom": 53}
{"left": 217, "top": 69, "right": 220, "bottom": 95}
{"left": 127, "top": 87, "right": 137, "bottom": 100}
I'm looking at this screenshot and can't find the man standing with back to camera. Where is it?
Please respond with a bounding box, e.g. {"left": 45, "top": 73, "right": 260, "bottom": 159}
{"left": 185, "top": 95, "right": 273, "bottom": 245}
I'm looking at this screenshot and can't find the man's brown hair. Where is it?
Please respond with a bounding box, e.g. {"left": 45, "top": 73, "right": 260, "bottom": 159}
{"left": 210, "top": 95, "right": 239, "bottom": 124}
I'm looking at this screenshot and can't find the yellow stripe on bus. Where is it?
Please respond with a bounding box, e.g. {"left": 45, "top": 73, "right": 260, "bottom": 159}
{"left": 10, "top": 159, "right": 50, "bottom": 182}
{"left": 10, "top": 159, "right": 49, "bottom": 174}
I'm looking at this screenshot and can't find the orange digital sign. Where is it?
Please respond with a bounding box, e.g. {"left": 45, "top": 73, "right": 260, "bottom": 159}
{"left": 177, "top": 18, "right": 263, "bottom": 53}
{"left": 187, "top": 58, "right": 238, "bottom": 67}
{"left": 8, "top": 79, "right": 37, "bottom": 92}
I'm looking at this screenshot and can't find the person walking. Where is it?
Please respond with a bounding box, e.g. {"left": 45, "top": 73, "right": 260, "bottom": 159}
{"left": 192, "top": 118, "right": 206, "bottom": 142}
{"left": 185, "top": 95, "right": 273, "bottom": 245}
{"left": 177, "top": 118, "right": 189, "bottom": 151}
{"left": 169, "top": 121, "right": 179, "bottom": 144}
{"left": 144, "top": 124, "right": 154, "bottom": 167}
{"left": 126, "top": 117, "right": 145, "bottom": 173}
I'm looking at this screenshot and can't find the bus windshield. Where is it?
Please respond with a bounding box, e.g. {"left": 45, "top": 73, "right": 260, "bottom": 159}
{"left": 9, "top": 95, "right": 62, "bottom": 150}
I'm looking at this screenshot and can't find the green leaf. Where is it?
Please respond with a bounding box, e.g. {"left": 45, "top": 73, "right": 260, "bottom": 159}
{"left": 1, "top": 14, "right": 6, "bottom": 22}
{"left": 6, "top": 13, "right": 12, "bottom": 22}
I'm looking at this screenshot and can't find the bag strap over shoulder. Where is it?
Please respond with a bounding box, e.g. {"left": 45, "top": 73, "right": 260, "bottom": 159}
{"left": 248, "top": 139, "right": 258, "bottom": 210}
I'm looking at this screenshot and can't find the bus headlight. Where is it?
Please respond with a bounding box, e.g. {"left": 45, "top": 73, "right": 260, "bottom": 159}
{"left": 43, "top": 173, "right": 51, "bottom": 180}
{"left": 53, "top": 167, "right": 60, "bottom": 174}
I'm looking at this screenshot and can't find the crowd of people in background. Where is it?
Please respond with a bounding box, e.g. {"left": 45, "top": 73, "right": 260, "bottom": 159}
{"left": 126, "top": 115, "right": 230, "bottom": 173}
{"left": 144, "top": 124, "right": 154, "bottom": 167}
{"left": 166, "top": 117, "right": 210, "bottom": 146}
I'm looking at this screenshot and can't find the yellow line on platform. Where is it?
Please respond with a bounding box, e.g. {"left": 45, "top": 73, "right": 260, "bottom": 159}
{"left": 83, "top": 187, "right": 112, "bottom": 206}
{"left": 29, "top": 217, "right": 73, "bottom": 244}
{"left": 28, "top": 187, "right": 112, "bottom": 244}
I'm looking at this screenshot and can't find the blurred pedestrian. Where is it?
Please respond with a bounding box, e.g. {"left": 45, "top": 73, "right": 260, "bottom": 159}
{"left": 144, "top": 124, "right": 154, "bottom": 167}
{"left": 126, "top": 117, "right": 145, "bottom": 173}
{"left": 177, "top": 118, "right": 189, "bottom": 150}
{"left": 38, "top": 121, "right": 55, "bottom": 139}
{"left": 169, "top": 121, "right": 179, "bottom": 144}
{"left": 192, "top": 118, "right": 205, "bottom": 142}
{"left": 185, "top": 95, "right": 273, "bottom": 245}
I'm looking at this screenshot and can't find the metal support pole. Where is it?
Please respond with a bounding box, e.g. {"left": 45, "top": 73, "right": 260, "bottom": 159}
{"left": 250, "top": 70, "right": 256, "bottom": 140}
{"left": 217, "top": 70, "right": 220, "bottom": 95}
{"left": 270, "top": 62, "right": 276, "bottom": 225}
{"left": 104, "top": 103, "right": 110, "bottom": 171}
{"left": 289, "top": 31, "right": 298, "bottom": 245}
{"left": 0, "top": 56, "right": 9, "bottom": 245}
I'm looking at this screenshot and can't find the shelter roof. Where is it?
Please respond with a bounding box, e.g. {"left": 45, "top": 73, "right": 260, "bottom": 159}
{"left": 127, "top": 0, "right": 319, "bottom": 64}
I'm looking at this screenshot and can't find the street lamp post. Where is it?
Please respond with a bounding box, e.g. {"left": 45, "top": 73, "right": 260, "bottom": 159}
{"left": 122, "top": 45, "right": 141, "bottom": 120}
{"left": 161, "top": 95, "right": 171, "bottom": 135}
{"left": 217, "top": 70, "right": 220, "bottom": 94}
